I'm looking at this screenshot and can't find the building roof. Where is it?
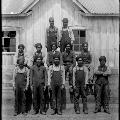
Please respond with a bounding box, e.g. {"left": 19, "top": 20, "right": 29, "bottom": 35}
{"left": 2, "top": 0, "right": 39, "bottom": 15}
{"left": 75, "top": 0, "right": 119, "bottom": 15}
{"left": 2, "top": 0, "right": 119, "bottom": 16}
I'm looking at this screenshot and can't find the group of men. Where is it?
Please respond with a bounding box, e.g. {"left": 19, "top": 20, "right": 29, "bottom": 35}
{"left": 13, "top": 17, "right": 111, "bottom": 116}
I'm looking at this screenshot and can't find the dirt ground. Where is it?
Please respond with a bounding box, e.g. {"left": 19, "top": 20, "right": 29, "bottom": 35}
{"left": 2, "top": 88, "right": 119, "bottom": 120}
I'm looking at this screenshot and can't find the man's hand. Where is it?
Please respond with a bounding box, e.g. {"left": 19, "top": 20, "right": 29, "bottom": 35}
{"left": 25, "top": 85, "right": 28, "bottom": 91}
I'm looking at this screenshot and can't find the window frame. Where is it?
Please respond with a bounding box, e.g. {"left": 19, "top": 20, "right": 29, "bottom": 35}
{"left": 69, "top": 26, "right": 87, "bottom": 54}
{"left": 2, "top": 26, "right": 20, "bottom": 55}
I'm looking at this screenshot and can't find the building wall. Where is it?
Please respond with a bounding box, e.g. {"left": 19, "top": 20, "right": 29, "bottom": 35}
{"left": 2, "top": 0, "right": 119, "bottom": 103}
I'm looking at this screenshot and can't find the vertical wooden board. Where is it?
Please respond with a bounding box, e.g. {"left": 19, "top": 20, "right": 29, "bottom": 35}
{"left": 61, "top": 0, "right": 74, "bottom": 26}
{"left": 6, "top": 17, "right": 19, "bottom": 27}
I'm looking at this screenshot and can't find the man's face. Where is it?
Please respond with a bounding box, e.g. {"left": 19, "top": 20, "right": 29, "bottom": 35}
{"left": 63, "top": 21, "right": 68, "bottom": 28}
{"left": 49, "top": 19, "right": 54, "bottom": 27}
{"left": 19, "top": 47, "right": 24, "bottom": 53}
{"left": 19, "top": 62, "right": 24, "bottom": 68}
{"left": 100, "top": 60, "right": 106, "bottom": 67}
{"left": 77, "top": 58, "right": 83, "bottom": 67}
{"left": 66, "top": 45, "right": 71, "bottom": 52}
{"left": 36, "top": 46, "right": 42, "bottom": 52}
{"left": 36, "top": 58, "right": 42, "bottom": 66}
{"left": 52, "top": 45, "right": 56, "bottom": 51}
{"left": 54, "top": 58, "right": 60, "bottom": 66}
{"left": 83, "top": 44, "right": 88, "bottom": 51}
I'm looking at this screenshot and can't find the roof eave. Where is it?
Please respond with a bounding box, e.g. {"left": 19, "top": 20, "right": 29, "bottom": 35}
{"left": 84, "top": 13, "right": 119, "bottom": 17}
{"left": 72, "top": 0, "right": 90, "bottom": 13}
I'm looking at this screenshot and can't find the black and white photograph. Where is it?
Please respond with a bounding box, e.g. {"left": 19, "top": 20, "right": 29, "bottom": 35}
{"left": 2, "top": 0, "right": 119, "bottom": 120}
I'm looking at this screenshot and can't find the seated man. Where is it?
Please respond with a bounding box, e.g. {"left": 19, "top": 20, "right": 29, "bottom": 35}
{"left": 94, "top": 56, "right": 111, "bottom": 114}
{"left": 81, "top": 42, "right": 94, "bottom": 95}
{"left": 62, "top": 43, "right": 76, "bottom": 103}
{"left": 29, "top": 43, "right": 45, "bottom": 67}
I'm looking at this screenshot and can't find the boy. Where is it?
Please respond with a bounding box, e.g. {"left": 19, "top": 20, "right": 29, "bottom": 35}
{"left": 94, "top": 56, "right": 111, "bottom": 114}
{"left": 73, "top": 54, "right": 88, "bottom": 114}
{"left": 13, "top": 56, "right": 29, "bottom": 116}
{"left": 30, "top": 55, "right": 47, "bottom": 115}
{"left": 48, "top": 53, "right": 65, "bottom": 115}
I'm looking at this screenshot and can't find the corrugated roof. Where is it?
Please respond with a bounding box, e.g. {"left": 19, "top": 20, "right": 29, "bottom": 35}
{"left": 77, "top": 0, "right": 119, "bottom": 14}
{"left": 2, "top": 0, "right": 35, "bottom": 14}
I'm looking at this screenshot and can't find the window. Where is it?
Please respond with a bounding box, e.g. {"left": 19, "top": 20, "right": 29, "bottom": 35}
{"left": 2, "top": 31, "right": 16, "bottom": 52}
{"left": 72, "top": 29, "right": 86, "bottom": 52}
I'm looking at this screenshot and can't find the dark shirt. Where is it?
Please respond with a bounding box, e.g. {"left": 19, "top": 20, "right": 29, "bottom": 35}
{"left": 81, "top": 50, "right": 92, "bottom": 64}
{"left": 62, "top": 50, "right": 76, "bottom": 66}
{"left": 30, "top": 65, "right": 47, "bottom": 86}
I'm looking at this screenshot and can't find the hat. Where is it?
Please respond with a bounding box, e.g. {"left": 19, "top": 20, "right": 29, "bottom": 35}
{"left": 76, "top": 54, "right": 83, "bottom": 61}
{"left": 49, "top": 17, "right": 54, "bottom": 22}
{"left": 99, "top": 56, "right": 106, "bottom": 62}
{"left": 62, "top": 18, "right": 68, "bottom": 23}
{"left": 34, "top": 43, "right": 42, "bottom": 48}
{"left": 18, "top": 44, "right": 25, "bottom": 49}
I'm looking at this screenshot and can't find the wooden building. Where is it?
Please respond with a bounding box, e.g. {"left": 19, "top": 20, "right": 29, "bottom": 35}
{"left": 2, "top": 0, "right": 119, "bottom": 103}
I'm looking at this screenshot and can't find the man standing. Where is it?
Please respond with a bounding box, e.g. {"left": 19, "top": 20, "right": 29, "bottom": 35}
{"left": 73, "top": 55, "right": 88, "bottom": 114}
{"left": 48, "top": 53, "right": 65, "bottom": 115}
{"left": 30, "top": 55, "right": 47, "bottom": 115}
{"left": 45, "top": 17, "right": 59, "bottom": 52}
{"left": 94, "top": 56, "right": 111, "bottom": 114}
{"left": 59, "top": 18, "right": 75, "bottom": 52}
{"left": 62, "top": 43, "right": 76, "bottom": 103}
{"left": 13, "top": 56, "right": 29, "bottom": 116}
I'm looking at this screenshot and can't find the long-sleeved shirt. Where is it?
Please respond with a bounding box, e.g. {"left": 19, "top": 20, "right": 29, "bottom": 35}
{"left": 45, "top": 26, "right": 59, "bottom": 47}
{"left": 30, "top": 65, "right": 48, "bottom": 86}
{"left": 13, "top": 66, "right": 29, "bottom": 87}
{"left": 59, "top": 27, "right": 75, "bottom": 44}
{"left": 62, "top": 50, "right": 76, "bottom": 67}
{"left": 73, "top": 65, "right": 88, "bottom": 86}
{"left": 48, "top": 65, "right": 65, "bottom": 86}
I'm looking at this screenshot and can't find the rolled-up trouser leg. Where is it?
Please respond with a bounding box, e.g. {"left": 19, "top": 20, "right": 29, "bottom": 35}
{"left": 94, "top": 84, "right": 102, "bottom": 111}
{"left": 74, "top": 87, "right": 80, "bottom": 112}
